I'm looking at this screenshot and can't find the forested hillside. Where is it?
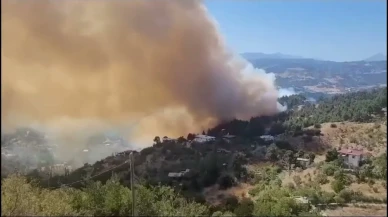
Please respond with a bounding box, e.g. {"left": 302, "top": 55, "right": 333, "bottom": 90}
{"left": 2, "top": 87, "right": 387, "bottom": 216}
{"left": 208, "top": 87, "right": 387, "bottom": 137}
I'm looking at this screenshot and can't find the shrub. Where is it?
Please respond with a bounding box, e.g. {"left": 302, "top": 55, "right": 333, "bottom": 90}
{"left": 331, "top": 179, "right": 345, "bottom": 193}
{"left": 321, "top": 163, "right": 338, "bottom": 176}
{"left": 234, "top": 198, "right": 254, "bottom": 217}
{"left": 338, "top": 190, "right": 354, "bottom": 203}
{"left": 315, "top": 172, "right": 329, "bottom": 184}
{"left": 334, "top": 195, "right": 345, "bottom": 204}
{"left": 333, "top": 170, "right": 352, "bottom": 185}
{"left": 303, "top": 135, "right": 313, "bottom": 143}
{"left": 212, "top": 211, "right": 223, "bottom": 217}
{"left": 218, "top": 174, "right": 236, "bottom": 190}
{"left": 293, "top": 176, "right": 302, "bottom": 186}
{"left": 320, "top": 192, "right": 335, "bottom": 204}
{"left": 325, "top": 149, "right": 339, "bottom": 162}
{"left": 224, "top": 196, "right": 239, "bottom": 212}
{"left": 285, "top": 182, "right": 295, "bottom": 190}
{"left": 330, "top": 123, "right": 337, "bottom": 128}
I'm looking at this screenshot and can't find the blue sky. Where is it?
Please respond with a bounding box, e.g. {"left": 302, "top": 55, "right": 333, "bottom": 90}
{"left": 205, "top": 0, "right": 387, "bottom": 62}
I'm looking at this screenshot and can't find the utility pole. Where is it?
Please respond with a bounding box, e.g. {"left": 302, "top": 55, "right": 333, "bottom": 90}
{"left": 48, "top": 166, "right": 52, "bottom": 187}
{"left": 129, "top": 152, "right": 135, "bottom": 217}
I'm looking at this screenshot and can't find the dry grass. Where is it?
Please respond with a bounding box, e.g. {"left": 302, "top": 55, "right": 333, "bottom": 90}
{"left": 281, "top": 167, "right": 317, "bottom": 187}
{"left": 282, "top": 121, "right": 386, "bottom": 156}
{"left": 281, "top": 166, "right": 386, "bottom": 200}
{"left": 318, "top": 122, "right": 387, "bottom": 156}
{"left": 323, "top": 204, "right": 387, "bottom": 216}
{"left": 202, "top": 183, "right": 254, "bottom": 206}
{"left": 204, "top": 121, "right": 387, "bottom": 207}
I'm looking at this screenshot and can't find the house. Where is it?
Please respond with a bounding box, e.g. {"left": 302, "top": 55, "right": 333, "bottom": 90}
{"left": 163, "top": 136, "right": 176, "bottom": 143}
{"left": 223, "top": 134, "right": 236, "bottom": 143}
{"left": 381, "top": 108, "right": 387, "bottom": 116}
{"left": 168, "top": 169, "right": 190, "bottom": 178}
{"left": 293, "top": 196, "right": 310, "bottom": 204}
{"left": 217, "top": 148, "right": 231, "bottom": 154}
{"left": 338, "top": 148, "right": 364, "bottom": 168}
{"left": 259, "top": 135, "right": 274, "bottom": 142}
{"left": 193, "top": 135, "right": 215, "bottom": 143}
{"left": 296, "top": 157, "right": 310, "bottom": 167}
{"left": 223, "top": 134, "right": 236, "bottom": 139}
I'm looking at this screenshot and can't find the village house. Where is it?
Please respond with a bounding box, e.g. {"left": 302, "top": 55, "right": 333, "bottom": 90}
{"left": 296, "top": 157, "right": 310, "bottom": 168}
{"left": 217, "top": 148, "right": 231, "bottom": 154}
{"left": 381, "top": 107, "right": 387, "bottom": 116}
{"left": 193, "top": 135, "right": 216, "bottom": 143}
{"left": 259, "top": 135, "right": 274, "bottom": 142}
{"left": 222, "top": 134, "right": 236, "bottom": 143}
{"left": 293, "top": 196, "right": 310, "bottom": 205}
{"left": 162, "top": 136, "right": 177, "bottom": 143}
{"left": 338, "top": 148, "right": 364, "bottom": 168}
{"left": 168, "top": 169, "right": 190, "bottom": 178}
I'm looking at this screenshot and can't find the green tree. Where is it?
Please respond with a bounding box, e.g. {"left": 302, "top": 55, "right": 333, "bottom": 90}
{"left": 325, "top": 149, "right": 339, "bottom": 162}
{"left": 331, "top": 179, "right": 345, "bottom": 193}
{"left": 308, "top": 153, "right": 316, "bottom": 164}
{"left": 234, "top": 198, "right": 254, "bottom": 217}
{"left": 153, "top": 136, "right": 161, "bottom": 144}
{"left": 266, "top": 144, "right": 279, "bottom": 162}
{"left": 217, "top": 174, "right": 235, "bottom": 190}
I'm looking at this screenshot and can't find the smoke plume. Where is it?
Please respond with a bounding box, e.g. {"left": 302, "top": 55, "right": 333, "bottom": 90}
{"left": 278, "top": 87, "right": 297, "bottom": 98}
{"left": 2, "top": 0, "right": 283, "bottom": 160}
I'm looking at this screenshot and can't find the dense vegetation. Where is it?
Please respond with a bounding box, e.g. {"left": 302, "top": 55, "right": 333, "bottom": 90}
{"left": 2, "top": 175, "right": 210, "bottom": 216}
{"left": 1, "top": 174, "right": 318, "bottom": 217}
{"left": 207, "top": 87, "right": 387, "bottom": 137}
{"left": 284, "top": 87, "right": 387, "bottom": 131}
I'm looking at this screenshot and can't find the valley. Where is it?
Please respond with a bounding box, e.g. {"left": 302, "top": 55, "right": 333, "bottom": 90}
{"left": 244, "top": 57, "right": 387, "bottom": 98}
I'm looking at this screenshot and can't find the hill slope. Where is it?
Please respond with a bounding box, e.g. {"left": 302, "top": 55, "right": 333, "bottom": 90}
{"left": 364, "top": 53, "right": 387, "bottom": 62}
{"left": 246, "top": 58, "right": 387, "bottom": 97}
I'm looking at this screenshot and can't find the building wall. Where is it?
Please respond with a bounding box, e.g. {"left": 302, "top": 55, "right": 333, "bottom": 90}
{"left": 344, "top": 155, "right": 361, "bottom": 167}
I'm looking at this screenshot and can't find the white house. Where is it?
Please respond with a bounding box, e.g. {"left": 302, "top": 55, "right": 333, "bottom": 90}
{"left": 217, "top": 148, "right": 231, "bottom": 154}
{"left": 168, "top": 169, "right": 190, "bottom": 178}
{"left": 338, "top": 148, "right": 364, "bottom": 168}
{"left": 260, "top": 135, "right": 274, "bottom": 142}
{"left": 162, "top": 137, "right": 177, "bottom": 143}
{"left": 296, "top": 157, "right": 310, "bottom": 167}
{"left": 223, "top": 134, "right": 236, "bottom": 139}
{"left": 293, "top": 196, "right": 310, "bottom": 204}
{"left": 193, "top": 135, "right": 215, "bottom": 143}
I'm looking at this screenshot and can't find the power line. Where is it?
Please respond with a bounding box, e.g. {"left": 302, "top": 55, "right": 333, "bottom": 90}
{"left": 49, "top": 159, "right": 129, "bottom": 189}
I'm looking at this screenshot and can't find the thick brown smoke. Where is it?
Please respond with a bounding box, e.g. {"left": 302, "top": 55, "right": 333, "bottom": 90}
{"left": 2, "top": 0, "right": 281, "bottom": 152}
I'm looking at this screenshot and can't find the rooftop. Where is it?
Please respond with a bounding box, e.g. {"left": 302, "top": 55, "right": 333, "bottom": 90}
{"left": 338, "top": 148, "right": 363, "bottom": 156}
{"left": 195, "top": 135, "right": 215, "bottom": 139}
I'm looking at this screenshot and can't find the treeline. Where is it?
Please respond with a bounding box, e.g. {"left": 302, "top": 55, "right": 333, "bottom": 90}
{"left": 1, "top": 175, "right": 209, "bottom": 216}
{"left": 206, "top": 87, "right": 387, "bottom": 137}
{"left": 2, "top": 174, "right": 315, "bottom": 217}
{"left": 278, "top": 94, "right": 308, "bottom": 109}
{"left": 284, "top": 87, "right": 387, "bottom": 131}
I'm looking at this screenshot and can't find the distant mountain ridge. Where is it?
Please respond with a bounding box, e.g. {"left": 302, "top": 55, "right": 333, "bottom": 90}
{"left": 242, "top": 52, "right": 387, "bottom": 63}
{"left": 244, "top": 56, "right": 387, "bottom": 97}
{"left": 241, "top": 52, "right": 304, "bottom": 60}
{"left": 364, "top": 53, "right": 387, "bottom": 62}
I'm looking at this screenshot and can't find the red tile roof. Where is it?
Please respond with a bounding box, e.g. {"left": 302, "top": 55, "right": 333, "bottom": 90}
{"left": 339, "top": 148, "right": 363, "bottom": 156}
